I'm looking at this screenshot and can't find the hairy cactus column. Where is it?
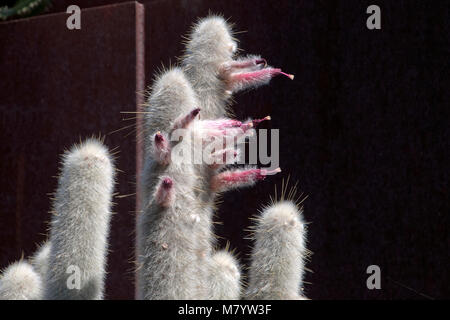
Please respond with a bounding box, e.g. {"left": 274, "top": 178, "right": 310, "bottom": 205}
{"left": 138, "top": 67, "right": 208, "bottom": 299}
{"left": 137, "top": 108, "right": 208, "bottom": 299}
{"left": 182, "top": 15, "right": 294, "bottom": 119}
{"left": 143, "top": 68, "right": 198, "bottom": 138}
{"left": 207, "top": 250, "right": 241, "bottom": 299}
{"left": 0, "top": 261, "right": 42, "bottom": 300}
{"left": 246, "top": 200, "right": 308, "bottom": 300}
{"left": 44, "top": 139, "right": 115, "bottom": 300}
{"left": 139, "top": 68, "right": 268, "bottom": 299}
{"left": 191, "top": 118, "right": 280, "bottom": 300}
{"left": 181, "top": 16, "right": 290, "bottom": 299}
{"left": 31, "top": 241, "right": 50, "bottom": 279}
{"left": 182, "top": 15, "right": 237, "bottom": 118}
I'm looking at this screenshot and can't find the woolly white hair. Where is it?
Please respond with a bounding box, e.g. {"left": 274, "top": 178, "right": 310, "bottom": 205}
{"left": 144, "top": 67, "right": 198, "bottom": 153}
{"left": 182, "top": 15, "right": 292, "bottom": 119}
{"left": 245, "top": 200, "right": 307, "bottom": 299}
{"left": 31, "top": 241, "right": 50, "bottom": 278}
{"left": 137, "top": 126, "right": 207, "bottom": 299}
{"left": 182, "top": 15, "right": 237, "bottom": 118}
{"left": 139, "top": 65, "right": 250, "bottom": 300}
{"left": 184, "top": 15, "right": 237, "bottom": 64}
{"left": 208, "top": 250, "right": 241, "bottom": 299}
{"left": 138, "top": 16, "right": 287, "bottom": 300}
{"left": 0, "top": 261, "right": 42, "bottom": 300}
{"left": 44, "top": 139, "right": 114, "bottom": 300}
{"left": 139, "top": 71, "right": 209, "bottom": 299}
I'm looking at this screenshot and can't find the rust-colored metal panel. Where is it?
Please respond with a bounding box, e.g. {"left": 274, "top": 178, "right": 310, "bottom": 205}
{"left": 0, "top": 1, "right": 144, "bottom": 299}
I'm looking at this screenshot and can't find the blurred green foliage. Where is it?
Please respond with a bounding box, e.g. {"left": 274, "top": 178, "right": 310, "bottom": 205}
{"left": 0, "top": 0, "right": 52, "bottom": 21}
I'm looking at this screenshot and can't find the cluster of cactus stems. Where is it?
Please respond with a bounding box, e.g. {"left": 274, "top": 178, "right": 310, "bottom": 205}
{"left": 0, "top": 16, "right": 309, "bottom": 300}
{"left": 0, "top": 139, "right": 115, "bottom": 299}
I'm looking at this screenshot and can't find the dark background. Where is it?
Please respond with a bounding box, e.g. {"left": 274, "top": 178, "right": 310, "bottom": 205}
{"left": 1, "top": 0, "right": 449, "bottom": 299}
